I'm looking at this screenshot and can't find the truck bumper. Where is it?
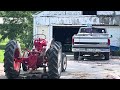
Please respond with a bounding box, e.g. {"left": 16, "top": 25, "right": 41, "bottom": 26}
{"left": 72, "top": 48, "right": 110, "bottom": 52}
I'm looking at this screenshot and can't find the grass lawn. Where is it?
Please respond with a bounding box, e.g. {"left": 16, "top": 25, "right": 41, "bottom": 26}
{"left": 0, "top": 35, "right": 9, "bottom": 63}
{"left": 0, "top": 35, "right": 25, "bottom": 62}
{"left": 0, "top": 50, "right": 4, "bottom": 62}
{"left": 0, "top": 35, "right": 27, "bottom": 62}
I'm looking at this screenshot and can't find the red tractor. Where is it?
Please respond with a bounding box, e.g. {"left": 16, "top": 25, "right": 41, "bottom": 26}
{"left": 4, "top": 34, "right": 67, "bottom": 79}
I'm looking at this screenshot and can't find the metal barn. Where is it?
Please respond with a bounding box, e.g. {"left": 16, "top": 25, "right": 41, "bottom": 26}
{"left": 33, "top": 11, "right": 120, "bottom": 52}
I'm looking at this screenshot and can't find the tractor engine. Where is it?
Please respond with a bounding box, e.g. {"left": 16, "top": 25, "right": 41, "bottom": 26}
{"left": 34, "top": 38, "right": 47, "bottom": 51}
{"left": 27, "top": 38, "right": 47, "bottom": 70}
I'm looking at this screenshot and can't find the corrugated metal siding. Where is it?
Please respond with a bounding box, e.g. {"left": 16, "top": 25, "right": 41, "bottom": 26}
{"left": 35, "top": 16, "right": 119, "bottom": 25}
{"left": 35, "top": 16, "right": 100, "bottom": 25}
{"left": 34, "top": 11, "right": 120, "bottom": 16}
{"left": 97, "top": 11, "right": 120, "bottom": 15}
{"left": 115, "top": 11, "right": 120, "bottom": 15}
{"left": 93, "top": 26, "right": 120, "bottom": 47}
{"left": 34, "top": 11, "right": 120, "bottom": 25}
{"left": 33, "top": 11, "right": 120, "bottom": 49}
{"left": 97, "top": 11, "right": 115, "bottom": 15}
{"left": 106, "top": 26, "right": 120, "bottom": 47}
{"left": 35, "top": 11, "right": 83, "bottom": 16}
{"left": 66, "top": 11, "right": 82, "bottom": 15}
{"left": 49, "top": 11, "right": 66, "bottom": 15}
{"left": 36, "top": 26, "right": 49, "bottom": 41}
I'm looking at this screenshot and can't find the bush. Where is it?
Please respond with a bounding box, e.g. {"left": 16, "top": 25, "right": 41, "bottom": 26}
{"left": 0, "top": 45, "right": 6, "bottom": 50}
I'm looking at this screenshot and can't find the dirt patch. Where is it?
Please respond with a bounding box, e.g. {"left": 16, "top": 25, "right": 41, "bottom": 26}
{"left": 104, "top": 68, "right": 114, "bottom": 71}
{"left": 71, "top": 72, "right": 90, "bottom": 79}
{"left": 1, "top": 56, "right": 120, "bottom": 79}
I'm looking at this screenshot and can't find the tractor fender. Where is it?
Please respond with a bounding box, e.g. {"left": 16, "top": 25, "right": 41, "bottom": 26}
{"left": 46, "top": 38, "right": 54, "bottom": 51}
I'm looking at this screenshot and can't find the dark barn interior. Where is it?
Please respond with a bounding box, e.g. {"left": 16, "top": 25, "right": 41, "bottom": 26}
{"left": 53, "top": 26, "right": 80, "bottom": 52}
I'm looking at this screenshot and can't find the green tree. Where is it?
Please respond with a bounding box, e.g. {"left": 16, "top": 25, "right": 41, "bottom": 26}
{"left": 0, "top": 11, "right": 39, "bottom": 48}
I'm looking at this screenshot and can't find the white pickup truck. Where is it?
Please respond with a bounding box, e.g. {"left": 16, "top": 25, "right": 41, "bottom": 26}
{"left": 72, "top": 26, "right": 112, "bottom": 60}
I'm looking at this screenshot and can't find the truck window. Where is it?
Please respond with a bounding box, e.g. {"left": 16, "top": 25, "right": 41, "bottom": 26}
{"left": 80, "top": 28, "right": 92, "bottom": 33}
{"left": 80, "top": 28, "right": 106, "bottom": 33}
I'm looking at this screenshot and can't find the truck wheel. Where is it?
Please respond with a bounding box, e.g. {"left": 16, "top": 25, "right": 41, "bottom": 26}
{"left": 4, "top": 40, "right": 21, "bottom": 79}
{"left": 46, "top": 41, "right": 62, "bottom": 79}
{"left": 104, "top": 52, "right": 109, "bottom": 60}
{"left": 74, "top": 52, "right": 79, "bottom": 60}
{"left": 61, "top": 53, "right": 67, "bottom": 72}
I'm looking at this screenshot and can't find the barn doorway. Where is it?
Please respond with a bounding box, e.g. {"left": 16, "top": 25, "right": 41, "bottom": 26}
{"left": 53, "top": 26, "right": 80, "bottom": 52}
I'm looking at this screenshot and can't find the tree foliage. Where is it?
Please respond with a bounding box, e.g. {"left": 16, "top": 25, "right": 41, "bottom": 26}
{"left": 0, "top": 11, "right": 39, "bottom": 48}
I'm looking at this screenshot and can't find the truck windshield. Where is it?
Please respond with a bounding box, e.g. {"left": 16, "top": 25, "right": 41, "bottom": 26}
{"left": 80, "top": 28, "right": 106, "bottom": 33}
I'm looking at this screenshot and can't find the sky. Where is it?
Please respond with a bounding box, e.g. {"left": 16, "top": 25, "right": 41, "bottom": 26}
{"left": 0, "top": 18, "right": 3, "bottom": 24}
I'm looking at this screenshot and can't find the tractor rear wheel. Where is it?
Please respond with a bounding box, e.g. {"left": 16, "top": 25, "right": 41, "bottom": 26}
{"left": 46, "top": 41, "right": 62, "bottom": 79}
{"left": 4, "top": 40, "right": 21, "bottom": 79}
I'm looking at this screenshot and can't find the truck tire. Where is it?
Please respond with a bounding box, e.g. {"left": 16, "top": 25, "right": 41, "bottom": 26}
{"left": 74, "top": 52, "right": 79, "bottom": 60}
{"left": 4, "top": 40, "right": 21, "bottom": 79}
{"left": 46, "top": 41, "right": 62, "bottom": 79}
{"left": 61, "top": 53, "right": 67, "bottom": 72}
{"left": 104, "top": 52, "right": 109, "bottom": 60}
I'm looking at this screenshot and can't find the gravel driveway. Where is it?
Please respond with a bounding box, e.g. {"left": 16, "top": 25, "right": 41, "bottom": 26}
{"left": 1, "top": 55, "right": 120, "bottom": 79}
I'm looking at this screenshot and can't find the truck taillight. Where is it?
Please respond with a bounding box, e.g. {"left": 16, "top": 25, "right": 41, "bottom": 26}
{"left": 108, "top": 39, "right": 110, "bottom": 45}
{"left": 72, "top": 37, "right": 74, "bottom": 45}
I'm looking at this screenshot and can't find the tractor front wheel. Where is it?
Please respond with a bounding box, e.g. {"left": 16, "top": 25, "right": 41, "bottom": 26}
{"left": 4, "top": 40, "right": 21, "bottom": 79}
{"left": 61, "top": 53, "right": 67, "bottom": 72}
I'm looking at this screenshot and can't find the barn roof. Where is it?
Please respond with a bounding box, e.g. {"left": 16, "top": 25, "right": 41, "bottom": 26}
{"left": 33, "top": 11, "right": 83, "bottom": 17}
{"left": 33, "top": 11, "right": 120, "bottom": 17}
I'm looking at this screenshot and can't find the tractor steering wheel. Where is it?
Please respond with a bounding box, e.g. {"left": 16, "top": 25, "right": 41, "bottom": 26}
{"left": 33, "top": 34, "right": 46, "bottom": 40}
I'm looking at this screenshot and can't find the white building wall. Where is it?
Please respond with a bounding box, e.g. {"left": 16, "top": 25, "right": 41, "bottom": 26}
{"left": 34, "top": 11, "right": 120, "bottom": 16}
{"left": 93, "top": 26, "right": 120, "bottom": 47}
{"left": 33, "top": 11, "right": 120, "bottom": 48}
{"left": 97, "top": 11, "right": 120, "bottom": 15}
{"left": 35, "top": 16, "right": 100, "bottom": 26}
{"left": 97, "top": 11, "right": 115, "bottom": 15}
